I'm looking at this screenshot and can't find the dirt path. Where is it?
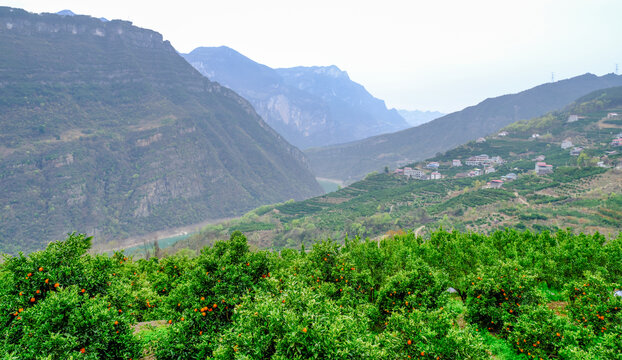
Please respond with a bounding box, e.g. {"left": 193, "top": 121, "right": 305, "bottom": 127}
{"left": 132, "top": 320, "right": 168, "bottom": 334}
{"left": 514, "top": 192, "right": 529, "bottom": 206}
{"left": 414, "top": 225, "right": 425, "bottom": 237}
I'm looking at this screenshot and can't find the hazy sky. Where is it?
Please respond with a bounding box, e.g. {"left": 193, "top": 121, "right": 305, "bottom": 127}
{"left": 4, "top": 0, "right": 622, "bottom": 113}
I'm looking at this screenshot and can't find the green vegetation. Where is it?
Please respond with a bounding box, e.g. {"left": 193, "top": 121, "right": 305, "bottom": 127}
{"left": 305, "top": 74, "right": 622, "bottom": 182}
{"left": 0, "top": 7, "right": 322, "bottom": 254}
{"left": 2, "top": 229, "right": 620, "bottom": 359}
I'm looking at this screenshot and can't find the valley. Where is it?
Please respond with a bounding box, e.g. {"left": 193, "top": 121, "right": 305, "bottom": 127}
{"left": 0, "top": 4, "right": 620, "bottom": 360}
{"left": 168, "top": 88, "right": 622, "bottom": 255}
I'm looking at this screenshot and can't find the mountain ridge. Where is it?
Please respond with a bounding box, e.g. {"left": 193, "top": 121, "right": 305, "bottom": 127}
{"left": 0, "top": 7, "right": 322, "bottom": 254}
{"left": 182, "top": 47, "right": 409, "bottom": 149}
{"left": 305, "top": 73, "right": 622, "bottom": 182}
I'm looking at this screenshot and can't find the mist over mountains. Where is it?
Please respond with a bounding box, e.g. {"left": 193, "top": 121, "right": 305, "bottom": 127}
{"left": 182, "top": 46, "right": 410, "bottom": 149}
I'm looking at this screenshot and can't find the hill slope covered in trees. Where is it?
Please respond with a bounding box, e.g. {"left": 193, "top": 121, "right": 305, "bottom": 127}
{"left": 305, "top": 73, "right": 622, "bottom": 182}
{"left": 0, "top": 7, "right": 322, "bottom": 254}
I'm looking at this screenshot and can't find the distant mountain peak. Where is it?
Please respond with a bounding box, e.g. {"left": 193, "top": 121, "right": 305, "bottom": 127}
{"left": 184, "top": 48, "right": 409, "bottom": 149}
{"left": 56, "top": 9, "right": 76, "bottom": 16}
{"left": 55, "top": 9, "right": 107, "bottom": 21}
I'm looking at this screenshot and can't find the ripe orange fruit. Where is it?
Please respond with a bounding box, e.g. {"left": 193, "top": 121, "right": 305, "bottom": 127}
{"left": 38, "top": 267, "right": 43, "bottom": 272}
{"left": 168, "top": 320, "right": 172, "bottom": 324}
{"left": 303, "top": 327, "right": 307, "bottom": 333}
{"left": 407, "top": 339, "right": 412, "bottom": 345}
{"left": 114, "top": 321, "right": 118, "bottom": 325}
{"left": 80, "top": 348, "right": 85, "bottom": 354}
{"left": 81, "top": 289, "right": 85, "bottom": 293}
{"left": 30, "top": 297, "right": 35, "bottom": 303}
{"left": 54, "top": 283, "right": 59, "bottom": 288}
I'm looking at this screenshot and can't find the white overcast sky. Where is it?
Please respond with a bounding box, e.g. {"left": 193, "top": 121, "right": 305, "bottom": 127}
{"left": 4, "top": 0, "right": 622, "bottom": 113}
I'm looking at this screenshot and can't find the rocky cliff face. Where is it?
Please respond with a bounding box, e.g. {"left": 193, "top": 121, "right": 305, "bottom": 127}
{"left": 182, "top": 47, "right": 409, "bottom": 149}
{"left": 0, "top": 7, "right": 323, "bottom": 254}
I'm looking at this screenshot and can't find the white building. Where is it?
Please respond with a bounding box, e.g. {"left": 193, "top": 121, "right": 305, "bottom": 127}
{"left": 485, "top": 167, "right": 496, "bottom": 174}
{"left": 452, "top": 159, "right": 462, "bottom": 167}
{"left": 561, "top": 139, "right": 573, "bottom": 149}
{"left": 426, "top": 162, "right": 440, "bottom": 169}
{"left": 476, "top": 137, "right": 486, "bottom": 143}
{"left": 567, "top": 115, "right": 579, "bottom": 123}
{"left": 404, "top": 167, "right": 426, "bottom": 179}
{"left": 498, "top": 131, "right": 508, "bottom": 137}
{"left": 430, "top": 171, "right": 441, "bottom": 180}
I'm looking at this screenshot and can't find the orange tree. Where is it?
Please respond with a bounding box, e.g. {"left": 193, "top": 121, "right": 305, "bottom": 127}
{"left": 0, "top": 233, "right": 141, "bottom": 359}
{"left": 375, "top": 263, "right": 449, "bottom": 320}
{"left": 211, "top": 283, "right": 382, "bottom": 359}
{"left": 379, "top": 308, "right": 488, "bottom": 359}
{"left": 465, "top": 261, "right": 544, "bottom": 335}
{"left": 505, "top": 305, "right": 592, "bottom": 359}
{"left": 565, "top": 271, "right": 622, "bottom": 336}
{"left": 154, "top": 231, "right": 273, "bottom": 359}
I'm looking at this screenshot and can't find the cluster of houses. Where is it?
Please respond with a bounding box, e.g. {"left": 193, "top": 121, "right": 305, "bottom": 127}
{"left": 612, "top": 132, "right": 622, "bottom": 147}
{"left": 393, "top": 167, "right": 442, "bottom": 180}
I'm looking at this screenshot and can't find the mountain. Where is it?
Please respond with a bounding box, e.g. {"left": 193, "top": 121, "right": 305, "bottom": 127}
{"left": 305, "top": 73, "right": 622, "bottom": 182}
{"left": 0, "top": 7, "right": 323, "bottom": 254}
{"left": 182, "top": 47, "right": 409, "bottom": 149}
{"left": 176, "top": 87, "right": 622, "bottom": 252}
{"left": 57, "top": 9, "right": 108, "bottom": 21}
{"left": 397, "top": 109, "right": 445, "bottom": 127}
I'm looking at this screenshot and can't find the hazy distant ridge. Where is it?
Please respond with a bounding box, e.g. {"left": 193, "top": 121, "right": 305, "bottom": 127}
{"left": 183, "top": 47, "right": 410, "bottom": 149}
{"left": 305, "top": 73, "right": 622, "bottom": 181}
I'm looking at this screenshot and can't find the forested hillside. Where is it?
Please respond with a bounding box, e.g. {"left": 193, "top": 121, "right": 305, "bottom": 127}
{"left": 0, "top": 8, "right": 322, "bottom": 254}
{"left": 179, "top": 87, "right": 622, "bottom": 251}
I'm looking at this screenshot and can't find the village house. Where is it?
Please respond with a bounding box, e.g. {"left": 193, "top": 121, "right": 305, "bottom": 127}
{"left": 502, "top": 173, "right": 518, "bottom": 181}
{"left": 487, "top": 180, "right": 504, "bottom": 189}
{"left": 570, "top": 147, "right": 583, "bottom": 156}
{"left": 393, "top": 168, "right": 404, "bottom": 175}
{"left": 403, "top": 167, "right": 426, "bottom": 180}
{"left": 612, "top": 138, "right": 622, "bottom": 147}
{"left": 476, "top": 137, "right": 486, "bottom": 143}
{"left": 534, "top": 155, "right": 546, "bottom": 162}
{"left": 468, "top": 168, "right": 483, "bottom": 177}
{"left": 452, "top": 159, "right": 462, "bottom": 167}
{"left": 485, "top": 166, "right": 496, "bottom": 174}
{"left": 561, "top": 139, "right": 573, "bottom": 149}
{"left": 535, "top": 162, "right": 553, "bottom": 175}
{"left": 465, "top": 154, "right": 490, "bottom": 166}
{"left": 426, "top": 162, "right": 440, "bottom": 169}
{"left": 430, "top": 171, "right": 441, "bottom": 180}
{"left": 607, "top": 112, "right": 619, "bottom": 119}
{"left": 531, "top": 133, "right": 540, "bottom": 139}
{"left": 497, "top": 131, "right": 508, "bottom": 137}
{"left": 567, "top": 115, "right": 579, "bottom": 123}
{"left": 491, "top": 156, "right": 504, "bottom": 164}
